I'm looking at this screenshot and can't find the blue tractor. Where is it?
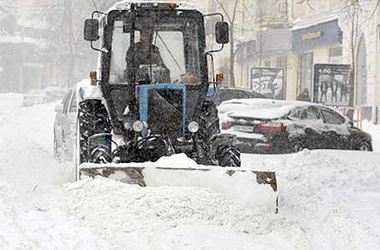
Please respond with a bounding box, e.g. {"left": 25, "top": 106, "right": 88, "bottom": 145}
{"left": 78, "top": 1, "right": 277, "bottom": 203}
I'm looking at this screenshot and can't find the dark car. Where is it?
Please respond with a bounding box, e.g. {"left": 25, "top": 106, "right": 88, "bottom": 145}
{"left": 220, "top": 98, "right": 373, "bottom": 154}
{"left": 208, "top": 87, "right": 266, "bottom": 106}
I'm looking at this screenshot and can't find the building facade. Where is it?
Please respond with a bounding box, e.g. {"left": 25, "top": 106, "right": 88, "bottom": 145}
{"left": 209, "top": 0, "right": 380, "bottom": 124}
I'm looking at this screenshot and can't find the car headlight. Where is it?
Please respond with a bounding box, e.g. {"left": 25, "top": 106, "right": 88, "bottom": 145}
{"left": 133, "top": 120, "right": 144, "bottom": 132}
{"left": 188, "top": 121, "right": 199, "bottom": 133}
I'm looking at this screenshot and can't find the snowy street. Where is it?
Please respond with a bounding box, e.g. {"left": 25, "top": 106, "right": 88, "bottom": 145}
{"left": 1, "top": 93, "right": 380, "bottom": 249}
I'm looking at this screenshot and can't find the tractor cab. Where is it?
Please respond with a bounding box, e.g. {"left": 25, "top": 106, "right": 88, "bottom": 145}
{"left": 84, "top": 2, "right": 229, "bottom": 138}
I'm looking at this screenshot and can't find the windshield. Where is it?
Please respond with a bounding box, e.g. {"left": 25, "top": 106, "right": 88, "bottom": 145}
{"left": 108, "top": 11, "right": 202, "bottom": 86}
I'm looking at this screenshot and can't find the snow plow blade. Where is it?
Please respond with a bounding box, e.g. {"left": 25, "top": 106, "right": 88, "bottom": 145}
{"left": 78, "top": 163, "right": 278, "bottom": 213}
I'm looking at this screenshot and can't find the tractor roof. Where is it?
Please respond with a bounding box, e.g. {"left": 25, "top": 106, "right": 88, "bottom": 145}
{"left": 110, "top": 0, "right": 196, "bottom": 11}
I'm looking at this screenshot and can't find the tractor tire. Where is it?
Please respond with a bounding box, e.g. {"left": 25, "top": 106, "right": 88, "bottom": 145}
{"left": 198, "top": 101, "right": 220, "bottom": 141}
{"left": 217, "top": 146, "right": 241, "bottom": 167}
{"left": 78, "top": 99, "right": 111, "bottom": 164}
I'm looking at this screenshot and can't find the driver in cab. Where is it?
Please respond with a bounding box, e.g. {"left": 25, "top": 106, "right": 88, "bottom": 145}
{"left": 126, "top": 26, "right": 170, "bottom": 83}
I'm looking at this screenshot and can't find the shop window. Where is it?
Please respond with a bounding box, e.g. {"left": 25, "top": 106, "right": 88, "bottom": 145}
{"left": 276, "top": 54, "right": 287, "bottom": 69}
{"left": 298, "top": 52, "right": 313, "bottom": 97}
{"left": 329, "top": 47, "right": 342, "bottom": 64}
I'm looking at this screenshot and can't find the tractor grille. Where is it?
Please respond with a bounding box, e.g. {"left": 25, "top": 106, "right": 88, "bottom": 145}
{"left": 148, "top": 89, "right": 184, "bottom": 138}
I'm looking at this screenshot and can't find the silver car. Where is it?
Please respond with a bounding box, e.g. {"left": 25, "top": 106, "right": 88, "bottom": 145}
{"left": 53, "top": 88, "right": 77, "bottom": 160}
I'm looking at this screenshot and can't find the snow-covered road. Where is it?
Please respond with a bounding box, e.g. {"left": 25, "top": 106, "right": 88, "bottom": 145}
{"left": 1, "top": 93, "right": 380, "bottom": 249}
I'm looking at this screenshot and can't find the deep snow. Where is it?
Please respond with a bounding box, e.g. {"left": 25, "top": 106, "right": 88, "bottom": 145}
{"left": 1, "top": 93, "right": 380, "bottom": 249}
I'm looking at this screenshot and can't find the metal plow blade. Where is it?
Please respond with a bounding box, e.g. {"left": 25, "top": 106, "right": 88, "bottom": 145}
{"left": 79, "top": 164, "right": 278, "bottom": 213}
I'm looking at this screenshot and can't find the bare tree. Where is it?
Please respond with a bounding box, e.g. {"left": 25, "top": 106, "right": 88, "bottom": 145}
{"left": 346, "top": 0, "right": 360, "bottom": 106}
{"left": 297, "top": 0, "right": 314, "bottom": 10}
{"left": 0, "top": 0, "right": 16, "bottom": 35}
{"left": 25, "top": 0, "right": 119, "bottom": 87}
{"left": 343, "top": 0, "right": 380, "bottom": 106}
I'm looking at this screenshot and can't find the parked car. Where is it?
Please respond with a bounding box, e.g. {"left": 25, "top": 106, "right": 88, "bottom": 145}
{"left": 22, "top": 86, "right": 66, "bottom": 107}
{"left": 53, "top": 88, "right": 76, "bottom": 159}
{"left": 220, "top": 98, "right": 373, "bottom": 154}
{"left": 22, "top": 89, "right": 52, "bottom": 107}
{"left": 208, "top": 87, "right": 266, "bottom": 106}
{"left": 44, "top": 86, "right": 67, "bottom": 101}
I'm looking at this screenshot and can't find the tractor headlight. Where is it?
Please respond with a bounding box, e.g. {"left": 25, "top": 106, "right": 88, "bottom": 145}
{"left": 188, "top": 121, "right": 199, "bottom": 133}
{"left": 133, "top": 120, "right": 144, "bottom": 132}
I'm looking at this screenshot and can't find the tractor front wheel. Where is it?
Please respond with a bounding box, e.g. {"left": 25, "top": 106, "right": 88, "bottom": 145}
{"left": 78, "top": 99, "right": 111, "bottom": 164}
{"left": 217, "top": 146, "right": 241, "bottom": 167}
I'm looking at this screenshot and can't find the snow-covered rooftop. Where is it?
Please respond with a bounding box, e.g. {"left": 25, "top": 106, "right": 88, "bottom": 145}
{"left": 291, "top": 9, "right": 341, "bottom": 30}
{"left": 0, "top": 35, "right": 47, "bottom": 48}
{"left": 111, "top": 0, "right": 195, "bottom": 11}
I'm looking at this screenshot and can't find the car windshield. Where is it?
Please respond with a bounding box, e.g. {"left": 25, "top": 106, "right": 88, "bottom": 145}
{"left": 109, "top": 11, "right": 202, "bottom": 86}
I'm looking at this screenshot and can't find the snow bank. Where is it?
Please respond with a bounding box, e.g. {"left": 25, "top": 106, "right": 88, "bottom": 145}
{"left": 246, "top": 150, "right": 380, "bottom": 249}
{"left": 2, "top": 94, "right": 380, "bottom": 249}
{"left": 61, "top": 177, "right": 308, "bottom": 249}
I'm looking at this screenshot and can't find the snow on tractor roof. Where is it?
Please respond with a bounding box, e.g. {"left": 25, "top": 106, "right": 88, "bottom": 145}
{"left": 111, "top": 0, "right": 196, "bottom": 11}
{"left": 76, "top": 79, "right": 103, "bottom": 101}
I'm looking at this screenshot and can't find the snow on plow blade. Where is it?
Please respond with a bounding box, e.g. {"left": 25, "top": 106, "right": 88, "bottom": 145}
{"left": 78, "top": 164, "right": 278, "bottom": 213}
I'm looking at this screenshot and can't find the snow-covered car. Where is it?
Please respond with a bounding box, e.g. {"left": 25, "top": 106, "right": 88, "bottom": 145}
{"left": 220, "top": 98, "right": 373, "bottom": 154}
{"left": 44, "top": 86, "right": 67, "bottom": 101}
{"left": 22, "top": 89, "right": 53, "bottom": 107}
{"left": 218, "top": 99, "right": 253, "bottom": 130}
{"left": 208, "top": 87, "right": 266, "bottom": 106}
{"left": 22, "top": 87, "right": 67, "bottom": 107}
{"left": 53, "top": 88, "right": 76, "bottom": 159}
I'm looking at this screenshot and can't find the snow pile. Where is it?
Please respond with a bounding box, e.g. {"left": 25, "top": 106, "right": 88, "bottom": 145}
{"left": 0, "top": 180, "right": 111, "bottom": 249}
{"left": 361, "top": 120, "right": 380, "bottom": 151}
{"left": 0, "top": 181, "right": 23, "bottom": 249}
{"left": 0, "top": 93, "right": 22, "bottom": 115}
{"left": 273, "top": 150, "right": 380, "bottom": 249}
{"left": 61, "top": 177, "right": 308, "bottom": 249}
{"left": 63, "top": 178, "right": 266, "bottom": 233}
{"left": 3, "top": 94, "right": 380, "bottom": 249}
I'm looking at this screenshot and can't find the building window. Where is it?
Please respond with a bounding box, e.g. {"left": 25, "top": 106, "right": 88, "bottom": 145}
{"left": 329, "top": 47, "right": 342, "bottom": 64}
{"left": 264, "top": 59, "right": 271, "bottom": 67}
{"left": 298, "top": 52, "right": 313, "bottom": 98}
{"left": 276, "top": 54, "right": 287, "bottom": 69}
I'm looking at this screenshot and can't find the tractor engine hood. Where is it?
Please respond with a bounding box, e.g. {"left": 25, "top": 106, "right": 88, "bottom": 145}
{"left": 136, "top": 83, "right": 190, "bottom": 138}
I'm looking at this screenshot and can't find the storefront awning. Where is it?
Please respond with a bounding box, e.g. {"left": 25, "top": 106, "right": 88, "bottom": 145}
{"left": 292, "top": 19, "right": 342, "bottom": 51}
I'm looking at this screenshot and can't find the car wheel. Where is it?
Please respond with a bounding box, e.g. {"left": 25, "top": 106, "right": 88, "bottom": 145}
{"left": 291, "top": 140, "right": 305, "bottom": 153}
{"left": 358, "top": 141, "right": 372, "bottom": 151}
